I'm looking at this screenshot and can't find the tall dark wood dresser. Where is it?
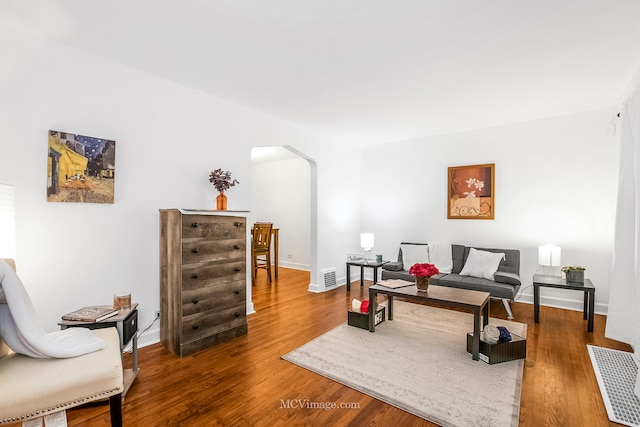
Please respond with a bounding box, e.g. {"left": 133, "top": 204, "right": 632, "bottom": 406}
{"left": 159, "top": 209, "right": 248, "bottom": 356}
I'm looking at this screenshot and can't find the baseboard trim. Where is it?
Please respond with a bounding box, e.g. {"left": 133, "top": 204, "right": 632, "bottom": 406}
{"left": 517, "top": 292, "right": 608, "bottom": 316}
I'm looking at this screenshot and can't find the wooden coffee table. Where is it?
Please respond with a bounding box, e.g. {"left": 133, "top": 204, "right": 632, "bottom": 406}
{"left": 368, "top": 283, "right": 490, "bottom": 361}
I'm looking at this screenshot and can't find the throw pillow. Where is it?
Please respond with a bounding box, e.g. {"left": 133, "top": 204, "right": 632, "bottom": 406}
{"left": 400, "top": 244, "right": 429, "bottom": 271}
{"left": 459, "top": 248, "right": 505, "bottom": 280}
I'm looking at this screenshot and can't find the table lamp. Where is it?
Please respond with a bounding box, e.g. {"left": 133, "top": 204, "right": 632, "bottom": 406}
{"left": 361, "top": 233, "right": 374, "bottom": 262}
{"left": 538, "top": 244, "right": 561, "bottom": 276}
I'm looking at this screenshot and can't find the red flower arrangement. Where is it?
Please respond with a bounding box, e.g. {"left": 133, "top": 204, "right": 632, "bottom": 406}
{"left": 409, "top": 263, "right": 439, "bottom": 277}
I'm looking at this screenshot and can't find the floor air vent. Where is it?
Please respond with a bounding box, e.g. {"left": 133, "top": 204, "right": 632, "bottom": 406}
{"left": 321, "top": 268, "right": 337, "bottom": 289}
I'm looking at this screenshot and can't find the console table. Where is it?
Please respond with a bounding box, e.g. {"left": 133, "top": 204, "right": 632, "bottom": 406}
{"left": 533, "top": 274, "right": 595, "bottom": 332}
{"left": 59, "top": 304, "right": 139, "bottom": 396}
{"left": 346, "top": 259, "right": 389, "bottom": 291}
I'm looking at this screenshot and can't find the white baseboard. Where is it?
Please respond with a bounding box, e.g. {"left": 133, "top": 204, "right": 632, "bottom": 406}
{"left": 276, "top": 261, "right": 309, "bottom": 271}
{"left": 516, "top": 292, "right": 608, "bottom": 316}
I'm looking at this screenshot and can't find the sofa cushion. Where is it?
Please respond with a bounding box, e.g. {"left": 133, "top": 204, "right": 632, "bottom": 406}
{"left": 451, "top": 244, "right": 467, "bottom": 274}
{"left": 459, "top": 248, "right": 505, "bottom": 280}
{"left": 430, "top": 274, "right": 519, "bottom": 300}
{"left": 400, "top": 243, "right": 429, "bottom": 271}
{"left": 494, "top": 271, "right": 522, "bottom": 286}
{"left": 382, "top": 261, "right": 403, "bottom": 272}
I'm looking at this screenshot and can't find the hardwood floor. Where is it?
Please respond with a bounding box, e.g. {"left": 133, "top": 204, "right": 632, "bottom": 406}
{"left": 35, "top": 268, "right": 631, "bottom": 426}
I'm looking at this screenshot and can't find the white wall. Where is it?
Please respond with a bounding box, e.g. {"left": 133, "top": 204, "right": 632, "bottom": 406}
{"left": 250, "top": 156, "right": 311, "bottom": 270}
{"left": 1, "top": 21, "right": 616, "bottom": 352}
{"left": 361, "top": 109, "right": 618, "bottom": 314}
{"left": 0, "top": 25, "right": 362, "bottom": 347}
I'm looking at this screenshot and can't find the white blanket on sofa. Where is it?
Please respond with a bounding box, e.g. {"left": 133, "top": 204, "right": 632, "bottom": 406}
{"left": 0, "top": 259, "right": 105, "bottom": 358}
{"left": 428, "top": 241, "right": 453, "bottom": 274}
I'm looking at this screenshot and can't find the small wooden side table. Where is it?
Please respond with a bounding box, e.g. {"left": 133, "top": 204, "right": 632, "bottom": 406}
{"left": 533, "top": 275, "right": 595, "bottom": 332}
{"left": 346, "top": 260, "right": 389, "bottom": 291}
{"left": 59, "top": 303, "right": 139, "bottom": 396}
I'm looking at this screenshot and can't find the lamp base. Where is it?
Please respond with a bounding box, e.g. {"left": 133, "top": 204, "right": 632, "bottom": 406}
{"left": 542, "top": 266, "right": 561, "bottom": 277}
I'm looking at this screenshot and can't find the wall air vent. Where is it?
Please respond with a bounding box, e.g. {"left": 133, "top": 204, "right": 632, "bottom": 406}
{"left": 320, "top": 268, "right": 337, "bottom": 289}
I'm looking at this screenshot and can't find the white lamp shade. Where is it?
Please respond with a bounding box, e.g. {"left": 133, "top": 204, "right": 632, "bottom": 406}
{"left": 538, "top": 244, "right": 561, "bottom": 267}
{"left": 0, "top": 184, "right": 16, "bottom": 259}
{"left": 361, "top": 233, "right": 374, "bottom": 250}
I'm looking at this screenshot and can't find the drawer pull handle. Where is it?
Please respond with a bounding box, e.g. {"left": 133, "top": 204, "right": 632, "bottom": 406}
{"left": 234, "top": 222, "right": 242, "bottom": 227}
{"left": 192, "top": 248, "right": 199, "bottom": 254}
{"left": 234, "top": 290, "right": 240, "bottom": 295}
{"left": 234, "top": 312, "right": 240, "bottom": 318}
{"left": 192, "top": 299, "right": 199, "bottom": 304}
{"left": 192, "top": 273, "right": 199, "bottom": 279}
{"left": 234, "top": 245, "right": 241, "bottom": 250}
{"left": 191, "top": 222, "right": 198, "bottom": 228}
{"left": 192, "top": 325, "right": 199, "bottom": 330}
{"left": 234, "top": 267, "right": 241, "bottom": 272}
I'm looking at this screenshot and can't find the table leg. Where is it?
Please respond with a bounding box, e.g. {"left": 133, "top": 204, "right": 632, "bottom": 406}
{"left": 346, "top": 264, "right": 351, "bottom": 291}
{"left": 588, "top": 291, "right": 595, "bottom": 332}
{"left": 373, "top": 266, "right": 378, "bottom": 285}
{"left": 583, "top": 291, "right": 588, "bottom": 320}
{"left": 534, "top": 284, "right": 540, "bottom": 323}
{"left": 388, "top": 296, "right": 394, "bottom": 321}
{"left": 273, "top": 229, "right": 279, "bottom": 278}
{"left": 472, "top": 309, "right": 480, "bottom": 361}
{"left": 369, "top": 288, "right": 376, "bottom": 332}
{"left": 132, "top": 334, "right": 138, "bottom": 373}
{"left": 360, "top": 266, "right": 364, "bottom": 287}
{"left": 483, "top": 299, "right": 489, "bottom": 328}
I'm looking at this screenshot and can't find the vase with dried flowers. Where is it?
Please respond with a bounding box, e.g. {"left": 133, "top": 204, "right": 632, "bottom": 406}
{"left": 209, "top": 168, "right": 239, "bottom": 210}
{"left": 409, "top": 263, "right": 440, "bottom": 291}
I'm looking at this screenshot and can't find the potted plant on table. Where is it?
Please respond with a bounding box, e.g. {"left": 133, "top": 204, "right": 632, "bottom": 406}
{"left": 561, "top": 265, "right": 585, "bottom": 283}
{"left": 409, "top": 263, "right": 440, "bottom": 291}
{"left": 209, "top": 168, "right": 239, "bottom": 210}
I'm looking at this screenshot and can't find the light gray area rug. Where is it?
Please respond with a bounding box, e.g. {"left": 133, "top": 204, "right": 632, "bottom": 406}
{"left": 282, "top": 301, "right": 525, "bottom": 427}
{"left": 588, "top": 345, "right": 640, "bottom": 427}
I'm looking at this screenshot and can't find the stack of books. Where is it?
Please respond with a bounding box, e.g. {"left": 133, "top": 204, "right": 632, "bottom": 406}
{"left": 61, "top": 306, "right": 118, "bottom": 322}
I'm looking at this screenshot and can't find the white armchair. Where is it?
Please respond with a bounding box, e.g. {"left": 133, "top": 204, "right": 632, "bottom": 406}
{"left": 0, "top": 260, "right": 123, "bottom": 426}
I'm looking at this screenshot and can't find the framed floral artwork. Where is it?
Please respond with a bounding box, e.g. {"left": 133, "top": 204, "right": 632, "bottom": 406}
{"left": 447, "top": 163, "right": 495, "bottom": 219}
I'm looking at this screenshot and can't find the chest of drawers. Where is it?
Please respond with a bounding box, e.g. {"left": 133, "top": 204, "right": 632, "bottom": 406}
{"left": 160, "top": 209, "right": 247, "bottom": 356}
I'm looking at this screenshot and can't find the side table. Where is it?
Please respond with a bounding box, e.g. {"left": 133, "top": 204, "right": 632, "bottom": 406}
{"left": 59, "top": 303, "right": 139, "bottom": 396}
{"left": 533, "top": 275, "right": 595, "bottom": 332}
{"left": 346, "top": 259, "right": 389, "bottom": 291}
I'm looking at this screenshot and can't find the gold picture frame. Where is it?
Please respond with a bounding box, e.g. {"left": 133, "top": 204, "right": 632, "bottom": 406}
{"left": 447, "top": 163, "right": 495, "bottom": 219}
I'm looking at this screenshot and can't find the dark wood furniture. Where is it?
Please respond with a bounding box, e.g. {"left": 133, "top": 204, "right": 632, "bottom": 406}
{"left": 368, "top": 283, "right": 490, "bottom": 360}
{"left": 59, "top": 304, "right": 139, "bottom": 396}
{"left": 159, "top": 209, "right": 247, "bottom": 356}
{"left": 533, "top": 274, "right": 595, "bottom": 332}
{"left": 346, "top": 259, "right": 389, "bottom": 291}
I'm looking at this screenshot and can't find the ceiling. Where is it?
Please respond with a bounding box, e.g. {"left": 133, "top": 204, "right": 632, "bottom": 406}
{"left": 2, "top": 0, "right": 640, "bottom": 145}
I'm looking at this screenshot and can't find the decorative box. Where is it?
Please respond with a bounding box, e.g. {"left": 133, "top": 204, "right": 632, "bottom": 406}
{"left": 466, "top": 332, "right": 526, "bottom": 364}
{"left": 348, "top": 306, "right": 385, "bottom": 330}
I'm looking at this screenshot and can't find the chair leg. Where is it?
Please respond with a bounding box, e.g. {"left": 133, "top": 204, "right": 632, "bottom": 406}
{"left": 251, "top": 254, "right": 256, "bottom": 286}
{"left": 109, "top": 393, "right": 122, "bottom": 427}
{"left": 266, "top": 255, "right": 272, "bottom": 283}
{"left": 502, "top": 298, "right": 514, "bottom": 320}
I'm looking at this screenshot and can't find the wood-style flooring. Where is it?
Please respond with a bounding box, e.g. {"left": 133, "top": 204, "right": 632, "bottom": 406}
{"left": 24, "top": 268, "right": 632, "bottom": 426}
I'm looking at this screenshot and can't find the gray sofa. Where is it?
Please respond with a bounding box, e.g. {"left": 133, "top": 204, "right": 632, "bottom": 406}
{"left": 381, "top": 242, "right": 521, "bottom": 319}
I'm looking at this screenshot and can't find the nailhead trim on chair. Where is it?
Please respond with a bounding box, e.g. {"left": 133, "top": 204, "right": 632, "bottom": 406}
{"left": 1, "top": 386, "right": 123, "bottom": 424}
